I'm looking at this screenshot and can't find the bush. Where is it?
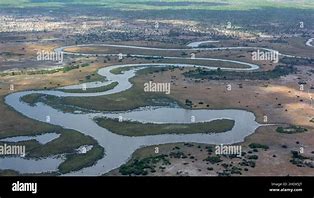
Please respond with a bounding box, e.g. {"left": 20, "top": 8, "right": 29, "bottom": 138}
{"left": 247, "top": 155, "right": 258, "bottom": 160}
{"left": 276, "top": 125, "right": 308, "bottom": 134}
{"left": 204, "top": 156, "right": 222, "bottom": 164}
{"left": 249, "top": 143, "right": 269, "bottom": 150}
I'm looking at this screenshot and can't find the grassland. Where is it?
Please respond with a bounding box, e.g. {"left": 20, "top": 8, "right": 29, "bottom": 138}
{"left": 0, "top": 95, "right": 64, "bottom": 138}
{"left": 26, "top": 129, "right": 97, "bottom": 158}
{"left": 0, "top": 128, "right": 104, "bottom": 174}
{"left": 276, "top": 125, "right": 308, "bottom": 134}
{"left": 58, "top": 145, "right": 104, "bottom": 174}
{"left": 65, "top": 46, "right": 252, "bottom": 69}
{"left": 184, "top": 65, "right": 296, "bottom": 81}
{"left": 94, "top": 117, "right": 235, "bottom": 136}
{"left": 20, "top": 75, "right": 178, "bottom": 112}
{"left": 0, "top": 169, "right": 20, "bottom": 176}
{"left": 110, "top": 66, "right": 136, "bottom": 75}
{"left": 118, "top": 154, "right": 170, "bottom": 175}
{"left": 1, "top": 0, "right": 314, "bottom": 10}
{"left": 0, "top": 129, "right": 104, "bottom": 175}
{"left": 59, "top": 82, "right": 118, "bottom": 93}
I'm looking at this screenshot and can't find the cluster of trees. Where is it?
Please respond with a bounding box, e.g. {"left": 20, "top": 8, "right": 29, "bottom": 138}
{"left": 185, "top": 99, "right": 193, "bottom": 107}
{"left": 119, "top": 155, "right": 170, "bottom": 175}
{"left": 248, "top": 143, "right": 269, "bottom": 150}
{"left": 280, "top": 57, "right": 314, "bottom": 66}
{"left": 184, "top": 65, "right": 296, "bottom": 81}
{"left": 290, "top": 150, "right": 310, "bottom": 167}
{"left": 204, "top": 156, "right": 222, "bottom": 164}
{"left": 276, "top": 125, "right": 308, "bottom": 134}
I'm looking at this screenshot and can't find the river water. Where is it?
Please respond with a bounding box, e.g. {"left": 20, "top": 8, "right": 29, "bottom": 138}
{"left": 2, "top": 42, "right": 264, "bottom": 175}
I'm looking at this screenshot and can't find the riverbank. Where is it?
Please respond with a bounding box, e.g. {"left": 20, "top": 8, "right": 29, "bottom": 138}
{"left": 94, "top": 117, "right": 235, "bottom": 136}
{"left": 0, "top": 60, "right": 109, "bottom": 175}
{"left": 1, "top": 40, "right": 313, "bottom": 176}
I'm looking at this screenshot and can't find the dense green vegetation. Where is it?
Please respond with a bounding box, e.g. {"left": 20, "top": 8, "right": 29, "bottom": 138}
{"left": 276, "top": 125, "right": 308, "bottom": 134}
{"left": 0, "top": 114, "right": 58, "bottom": 139}
{"left": 0, "top": 63, "right": 93, "bottom": 77}
{"left": 0, "top": 128, "right": 104, "bottom": 174}
{"left": 27, "top": 130, "right": 96, "bottom": 158}
{"left": 109, "top": 66, "right": 136, "bottom": 75}
{"left": 61, "top": 63, "right": 89, "bottom": 73}
{"left": 248, "top": 143, "right": 269, "bottom": 150}
{"left": 119, "top": 154, "right": 170, "bottom": 175}
{"left": 20, "top": 75, "right": 178, "bottom": 112}
{"left": 218, "top": 165, "right": 243, "bottom": 176}
{"left": 59, "top": 82, "right": 118, "bottom": 93}
{"left": 289, "top": 150, "right": 313, "bottom": 168}
{"left": 6, "top": 131, "right": 98, "bottom": 163}
{"left": 0, "top": 169, "right": 20, "bottom": 176}
{"left": 204, "top": 156, "right": 222, "bottom": 164}
{"left": 0, "top": 68, "right": 60, "bottom": 77}
{"left": 247, "top": 155, "right": 258, "bottom": 160}
{"left": 184, "top": 65, "right": 296, "bottom": 81}
{"left": 21, "top": 93, "right": 46, "bottom": 106}
{"left": 94, "top": 117, "right": 235, "bottom": 136}
{"left": 239, "top": 159, "right": 256, "bottom": 168}
{"left": 58, "top": 145, "right": 104, "bottom": 174}
{"left": 169, "top": 151, "right": 187, "bottom": 159}
{"left": 21, "top": 93, "right": 94, "bottom": 113}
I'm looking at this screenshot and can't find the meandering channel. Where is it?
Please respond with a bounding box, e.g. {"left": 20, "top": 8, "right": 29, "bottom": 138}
{"left": 3, "top": 40, "right": 287, "bottom": 175}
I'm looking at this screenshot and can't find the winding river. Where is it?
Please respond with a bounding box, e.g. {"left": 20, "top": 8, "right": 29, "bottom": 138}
{"left": 3, "top": 39, "right": 312, "bottom": 175}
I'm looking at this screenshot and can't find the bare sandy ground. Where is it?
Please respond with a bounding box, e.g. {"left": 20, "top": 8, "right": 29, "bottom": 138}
{"left": 143, "top": 66, "right": 314, "bottom": 128}
{"left": 107, "top": 64, "right": 314, "bottom": 176}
